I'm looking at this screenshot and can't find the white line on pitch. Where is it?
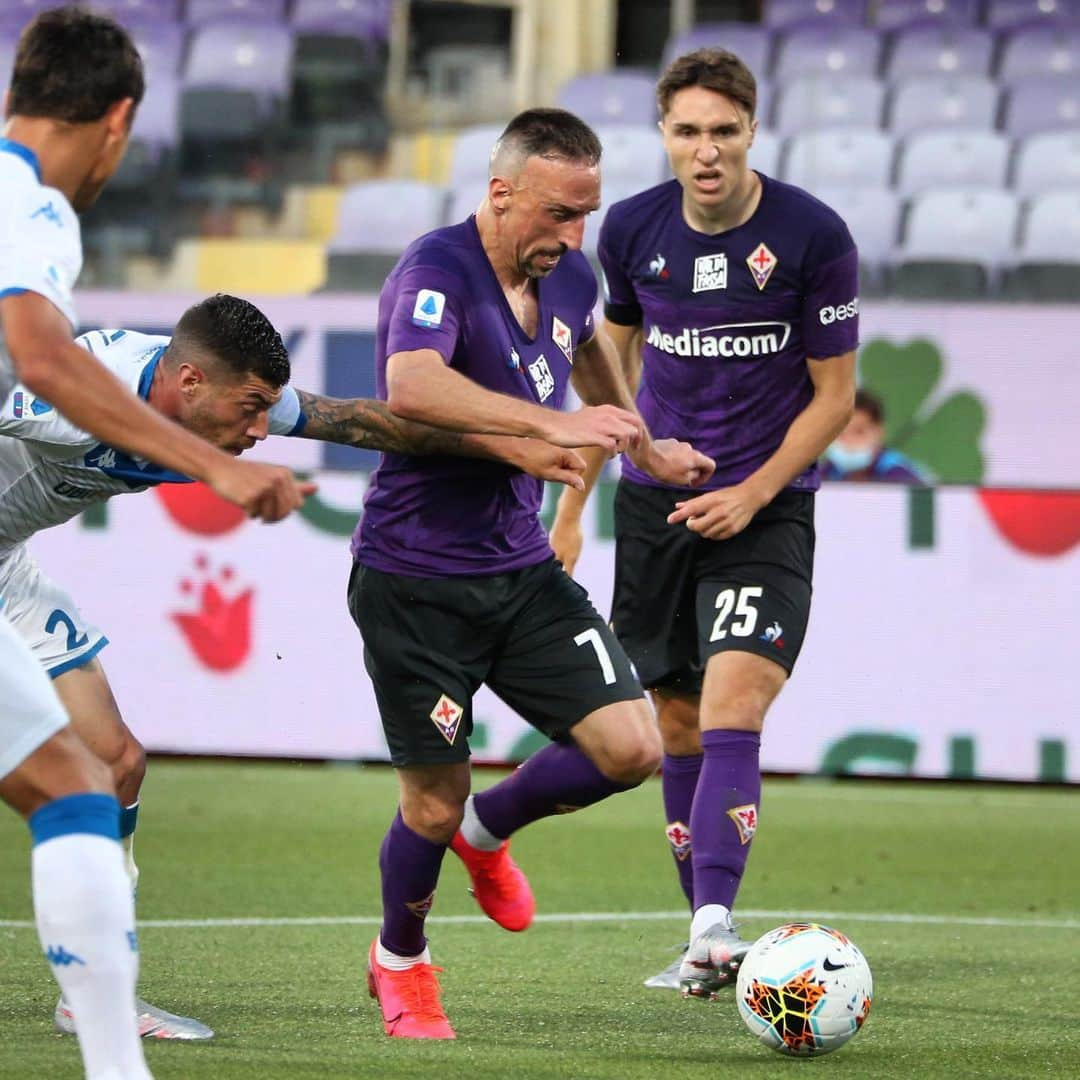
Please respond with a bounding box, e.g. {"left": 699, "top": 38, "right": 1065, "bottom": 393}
{"left": 1, "top": 908, "right": 1077, "bottom": 931}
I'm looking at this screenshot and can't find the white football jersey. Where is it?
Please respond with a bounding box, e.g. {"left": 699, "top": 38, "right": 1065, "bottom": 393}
{"left": 0, "top": 138, "right": 82, "bottom": 402}
{"left": 0, "top": 329, "right": 304, "bottom": 563}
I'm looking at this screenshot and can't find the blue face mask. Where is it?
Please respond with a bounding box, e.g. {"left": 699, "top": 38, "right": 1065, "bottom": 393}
{"left": 825, "top": 443, "right": 875, "bottom": 474}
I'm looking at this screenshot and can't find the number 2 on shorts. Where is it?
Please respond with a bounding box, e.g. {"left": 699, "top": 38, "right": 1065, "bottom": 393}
{"left": 709, "top": 586, "right": 763, "bottom": 641}
{"left": 574, "top": 627, "right": 617, "bottom": 685}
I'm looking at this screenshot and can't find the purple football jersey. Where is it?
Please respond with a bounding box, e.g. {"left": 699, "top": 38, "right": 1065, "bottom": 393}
{"left": 600, "top": 174, "right": 859, "bottom": 493}
{"left": 354, "top": 216, "right": 597, "bottom": 577}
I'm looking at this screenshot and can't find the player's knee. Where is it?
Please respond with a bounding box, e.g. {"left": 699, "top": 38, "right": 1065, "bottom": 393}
{"left": 654, "top": 694, "right": 701, "bottom": 754}
{"left": 401, "top": 798, "right": 465, "bottom": 844}
{"left": 700, "top": 693, "right": 767, "bottom": 733}
{"left": 601, "top": 726, "right": 662, "bottom": 784}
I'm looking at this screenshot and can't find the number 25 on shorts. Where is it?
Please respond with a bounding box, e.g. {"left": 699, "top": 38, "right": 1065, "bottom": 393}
{"left": 709, "top": 586, "right": 763, "bottom": 641}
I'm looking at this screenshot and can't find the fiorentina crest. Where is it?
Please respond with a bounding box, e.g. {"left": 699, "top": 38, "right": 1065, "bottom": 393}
{"left": 666, "top": 821, "right": 692, "bottom": 861}
{"left": 405, "top": 891, "right": 436, "bottom": 918}
{"left": 746, "top": 243, "right": 777, "bottom": 291}
{"left": 429, "top": 694, "right": 464, "bottom": 745}
{"left": 727, "top": 803, "right": 759, "bottom": 845}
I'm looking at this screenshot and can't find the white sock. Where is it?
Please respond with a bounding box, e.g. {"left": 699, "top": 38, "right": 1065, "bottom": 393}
{"left": 31, "top": 795, "right": 151, "bottom": 1080}
{"left": 121, "top": 802, "right": 140, "bottom": 898}
{"left": 690, "top": 903, "right": 732, "bottom": 941}
{"left": 459, "top": 795, "right": 502, "bottom": 852}
{"left": 376, "top": 937, "right": 432, "bottom": 971}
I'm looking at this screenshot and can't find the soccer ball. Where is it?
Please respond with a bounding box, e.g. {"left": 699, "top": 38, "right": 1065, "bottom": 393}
{"left": 735, "top": 923, "right": 872, "bottom": 1057}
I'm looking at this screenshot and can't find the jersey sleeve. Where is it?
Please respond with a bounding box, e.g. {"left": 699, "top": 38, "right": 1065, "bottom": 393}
{"left": 801, "top": 218, "right": 860, "bottom": 360}
{"left": 384, "top": 261, "right": 467, "bottom": 365}
{"left": 0, "top": 379, "right": 92, "bottom": 448}
{"left": 578, "top": 264, "right": 599, "bottom": 347}
{"left": 0, "top": 184, "right": 81, "bottom": 328}
{"left": 598, "top": 207, "right": 643, "bottom": 327}
{"left": 269, "top": 385, "right": 305, "bottom": 436}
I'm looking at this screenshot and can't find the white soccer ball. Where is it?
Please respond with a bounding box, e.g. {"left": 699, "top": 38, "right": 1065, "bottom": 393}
{"left": 735, "top": 922, "right": 873, "bottom": 1057}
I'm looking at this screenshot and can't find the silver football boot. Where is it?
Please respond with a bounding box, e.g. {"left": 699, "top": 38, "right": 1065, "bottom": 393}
{"left": 55, "top": 996, "right": 214, "bottom": 1040}
{"left": 643, "top": 944, "right": 689, "bottom": 990}
{"left": 679, "top": 922, "right": 752, "bottom": 1000}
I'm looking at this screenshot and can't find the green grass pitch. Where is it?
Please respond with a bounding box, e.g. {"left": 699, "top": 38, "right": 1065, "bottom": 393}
{"left": 1, "top": 762, "right": 1077, "bottom": 1078}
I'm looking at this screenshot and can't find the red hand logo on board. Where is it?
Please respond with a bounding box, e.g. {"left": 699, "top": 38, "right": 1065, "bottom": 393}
{"left": 172, "top": 555, "right": 253, "bottom": 672}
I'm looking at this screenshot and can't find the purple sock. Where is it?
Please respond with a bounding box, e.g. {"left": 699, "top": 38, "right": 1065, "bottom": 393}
{"left": 472, "top": 742, "right": 634, "bottom": 839}
{"left": 690, "top": 729, "right": 761, "bottom": 911}
{"left": 661, "top": 752, "right": 702, "bottom": 909}
{"left": 378, "top": 810, "right": 447, "bottom": 957}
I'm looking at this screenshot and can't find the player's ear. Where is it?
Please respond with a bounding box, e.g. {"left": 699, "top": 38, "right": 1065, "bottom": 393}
{"left": 747, "top": 115, "right": 758, "bottom": 147}
{"left": 488, "top": 175, "right": 514, "bottom": 213}
{"left": 104, "top": 97, "right": 135, "bottom": 139}
{"left": 177, "top": 362, "right": 204, "bottom": 396}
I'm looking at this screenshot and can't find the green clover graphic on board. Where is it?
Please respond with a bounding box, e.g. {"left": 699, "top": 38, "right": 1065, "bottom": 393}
{"left": 858, "top": 338, "right": 987, "bottom": 484}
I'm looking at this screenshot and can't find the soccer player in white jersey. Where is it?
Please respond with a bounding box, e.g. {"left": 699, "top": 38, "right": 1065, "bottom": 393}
{"left": 0, "top": 292, "right": 589, "bottom": 1037}
{"left": 0, "top": 8, "right": 308, "bottom": 1077}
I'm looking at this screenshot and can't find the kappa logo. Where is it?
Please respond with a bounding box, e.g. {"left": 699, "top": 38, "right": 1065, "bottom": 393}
{"left": 31, "top": 201, "right": 63, "bottom": 227}
{"left": 552, "top": 315, "right": 573, "bottom": 363}
{"left": 727, "top": 803, "right": 758, "bottom": 845}
{"left": 760, "top": 621, "right": 785, "bottom": 648}
{"left": 411, "top": 289, "right": 445, "bottom": 329}
{"left": 692, "top": 253, "right": 728, "bottom": 293}
{"left": 527, "top": 354, "right": 555, "bottom": 402}
{"left": 665, "top": 821, "right": 692, "bottom": 862}
{"left": 746, "top": 243, "right": 777, "bottom": 291}
{"left": 45, "top": 946, "right": 85, "bottom": 967}
{"left": 405, "top": 891, "right": 437, "bottom": 918}
{"left": 430, "top": 694, "right": 464, "bottom": 745}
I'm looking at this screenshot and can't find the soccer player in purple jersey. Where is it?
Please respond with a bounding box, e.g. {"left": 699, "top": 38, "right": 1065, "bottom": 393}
{"left": 551, "top": 48, "right": 859, "bottom": 999}
{"left": 351, "top": 108, "right": 714, "bottom": 1039}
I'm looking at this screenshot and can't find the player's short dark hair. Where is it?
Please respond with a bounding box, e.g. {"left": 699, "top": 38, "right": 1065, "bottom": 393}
{"left": 8, "top": 5, "right": 144, "bottom": 124}
{"left": 657, "top": 48, "right": 757, "bottom": 121}
{"left": 495, "top": 107, "right": 602, "bottom": 169}
{"left": 169, "top": 294, "right": 291, "bottom": 389}
{"left": 854, "top": 388, "right": 884, "bottom": 424}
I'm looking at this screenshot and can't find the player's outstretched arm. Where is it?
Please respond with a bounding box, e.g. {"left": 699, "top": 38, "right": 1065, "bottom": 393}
{"left": 386, "top": 347, "right": 641, "bottom": 453}
{"left": 2, "top": 292, "right": 313, "bottom": 522}
{"left": 291, "top": 389, "right": 586, "bottom": 488}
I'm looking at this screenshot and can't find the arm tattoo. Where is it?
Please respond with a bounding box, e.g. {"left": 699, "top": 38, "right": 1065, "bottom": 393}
{"left": 294, "top": 389, "right": 466, "bottom": 456}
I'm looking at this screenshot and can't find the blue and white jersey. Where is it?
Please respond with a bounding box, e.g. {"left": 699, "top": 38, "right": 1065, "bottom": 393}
{"left": 0, "top": 329, "right": 303, "bottom": 562}
{"left": 0, "top": 138, "right": 82, "bottom": 403}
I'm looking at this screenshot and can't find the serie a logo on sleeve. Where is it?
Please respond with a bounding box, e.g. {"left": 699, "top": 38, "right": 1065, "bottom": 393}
{"left": 412, "top": 289, "right": 445, "bottom": 328}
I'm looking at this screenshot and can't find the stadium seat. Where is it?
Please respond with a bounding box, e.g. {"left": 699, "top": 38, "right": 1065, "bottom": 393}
{"left": 886, "top": 27, "right": 993, "bottom": 79}
{"left": 873, "top": 0, "right": 978, "bottom": 30}
{"left": 749, "top": 128, "right": 782, "bottom": 177}
{"left": 762, "top": 0, "right": 867, "bottom": 29}
{"left": 556, "top": 72, "right": 658, "bottom": 126}
{"left": 184, "top": 22, "right": 293, "bottom": 101}
{"left": 595, "top": 125, "right": 667, "bottom": 186}
{"left": 94, "top": 0, "right": 182, "bottom": 24}
{"left": 888, "top": 75, "right": 998, "bottom": 136}
{"left": 445, "top": 186, "right": 484, "bottom": 227}
{"left": 127, "top": 19, "right": 185, "bottom": 80}
{"left": 583, "top": 181, "right": 648, "bottom": 258}
{"left": 812, "top": 186, "right": 899, "bottom": 291}
{"left": 892, "top": 188, "right": 1019, "bottom": 298}
{"left": 782, "top": 129, "right": 893, "bottom": 191}
{"left": 986, "top": 0, "right": 1080, "bottom": 31}
{"left": 1003, "top": 76, "right": 1080, "bottom": 133}
{"left": 0, "top": 33, "right": 12, "bottom": 89}
{"left": 999, "top": 25, "right": 1080, "bottom": 81}
{"left": 774, "top": 74, "right": 885, "bottom": 132}
{"left": 895, "top": 130, "right": 1010, "bottom": 196}
{"left": 1006, "top": 189, "right": 1080, "bottom": 299}
{"left": 448, "top": 123, "right": 506, "bottom": 190}
{"left": 292, "top": 0, "right": 390, "bottom": 40}
{"left": 661, "top": 23, "right": 772, "bottom": 75}
{"left": 1012, "top": 130, "right": 1080, "bottom": 195}
{"left": 773, "top": 26, "right": 881, "bottom": 80}
{"left": 185, "top": 0, "right": 287, "bottom": 25}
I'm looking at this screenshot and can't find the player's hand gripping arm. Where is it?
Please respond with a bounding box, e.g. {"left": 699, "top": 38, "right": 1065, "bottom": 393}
{"left": 2, "top": 292, "right": 314, "bottom": 522}
{"left": 667, "top": 351, "right": 856, "bottom": 540}
{"left": 292, "top": 389, "right": 585, "bottom": 490}
{"left": 386, "top": 347, "right": 642, "bottom": 454}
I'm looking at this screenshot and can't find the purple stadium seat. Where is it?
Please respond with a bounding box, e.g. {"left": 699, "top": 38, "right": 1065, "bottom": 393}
{"left": 131, "top": 72, "right": 180, "bottom": 153}
{"left": 873, "top": 0, "right": 978, "bottom": 30}
{"left": 783, "top": 128, "right": 893, "bottom": 189}
{"left": 0, "top": 34, "right": 12, "bottom": 88}
{"left": 596, "top": 124, "right": 667, "bottom": 186}
{"left": 127, "top": 20, "right": 185, "bottom": 80}
{"left": 763, "top": 0, "right": 867, "bottom": 29}
{"left": 999, "top": 25, "right": 1080, "bottom": 81}
{"left": 902, "top": 189, "right": 1019, "bottom": 260}
{"left": 895, "top": 130, "right": 1010, "bottom": 195}
{"left": 813, "top": 186, "right": 900, "bottom": 268}
{"left": 330, "top": 180, "right": 445, "bottom": 254}
{"left": 661, "top": 23, "right": 772, "bottom": 76}
{"left": 583, "top": 181, "right": 649, "bottom": 257}
{"left": 445, "top": 185, "right": 485, "bottom": 226}
{"left": 773, "top": 26, "right": 881, "bottom": 80}
{"left": 888, "top": 75, "right": 998, "bottom": 135}
{"left": 447, "top": 123, "right": 504, "bottom": 189}
{"left": 556, "top": 72, "right": 658, "bottom": 126}
{"left": 185, "top": 0, "right": 287, "bottom": 25}
{"left": 1018, "top": 189, "right": 1080, "bottom": 259}
{"left": 183, "top": 22, "right": 293, "bottom": 102}
{"left": 986, "top": 0, "right": 1080, "bottom": 30}
{"left": 1004, "top": 75, "right": 1080, "bottom": 132}
{"left": 1012, "top": 130, "right": 1080, "bottom": 194}
{"left": 774, "top": 74, "right": 885, "bottom": 132}
{"left": 0, "top": 0, "right": 54, "bottom": 36}
{"left": 94, "top": 0, "right": 181, "bottom": 25}
{"left": 886, "top": 27, "right": 993, "bottom": 78}
{"left": 749, "top": 128, "right": 782, "bottom": 177}
{"left": 292, "top": 0, "right": 391, "bottom": 41}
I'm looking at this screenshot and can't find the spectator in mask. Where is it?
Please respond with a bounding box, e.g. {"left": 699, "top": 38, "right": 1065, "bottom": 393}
{"left": 821, "top": 389, "right": 928, "bottom": 483}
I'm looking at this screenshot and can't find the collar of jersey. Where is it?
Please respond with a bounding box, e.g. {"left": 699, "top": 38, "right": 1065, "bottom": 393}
{"left": 137, "top": 345, "right": 167, "bottom": 400}
{"left": 0, "top": 138, "right": 42, "bottom": 182}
